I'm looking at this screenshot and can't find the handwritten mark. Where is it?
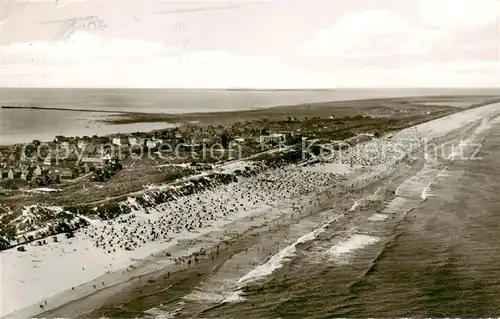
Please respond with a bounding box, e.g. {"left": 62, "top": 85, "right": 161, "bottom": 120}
{"left": 165, "top": 37, "right": 191, "bottom": 49}
{"left": 42, "top": 16, "right": 107, "bottom": 42}
{"left": 163, "top": 21, "right": 191, "bottom": 50}
{"left": 169, "top": 21, "right": 188, "bottom": 33}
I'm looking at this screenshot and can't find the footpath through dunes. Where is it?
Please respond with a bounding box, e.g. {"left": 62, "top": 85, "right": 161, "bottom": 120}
{"left": 183, "top": 113, "right": 500, "bottom": 318}
{"left": 4, "top": 103, "right": 500, "bottom": 319}
{"left": 134, "top": 106, "right": 500, "bottom": 319}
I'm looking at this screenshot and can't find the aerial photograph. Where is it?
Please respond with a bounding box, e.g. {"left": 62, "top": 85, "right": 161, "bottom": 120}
{"left": 1, "top": 0, "right": 500, "bottom": 318}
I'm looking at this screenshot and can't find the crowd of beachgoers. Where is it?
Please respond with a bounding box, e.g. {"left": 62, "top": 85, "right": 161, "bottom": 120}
{"left": 2, "top": 102, "right": 500, "bottom": 318}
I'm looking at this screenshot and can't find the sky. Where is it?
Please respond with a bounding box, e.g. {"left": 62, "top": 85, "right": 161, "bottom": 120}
{"left": 1, "top": 0, "right": 499, "bottom": 88}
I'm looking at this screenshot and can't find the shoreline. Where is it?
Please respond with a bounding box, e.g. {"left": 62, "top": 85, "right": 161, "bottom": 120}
{"left": 3, "top": 102, "right": 500, "bottom": 318}
{"left": 3, "top": 99, "right": 500, "bottom": 317}
{"left": 1, "top": 105, "right": 144, "bottom": 115}
{"left": 1, "top": 95, "right": 498, "bottom": 147}
{"left": 99, "top": 95, "right": 500, "bottom": 125}
{"left": 5, "top": 160, "right": 378, "bottom": 319}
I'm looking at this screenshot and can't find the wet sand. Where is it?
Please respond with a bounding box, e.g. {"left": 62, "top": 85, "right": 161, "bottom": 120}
{"left": 6, "top": 103, "right": 500, "bottom": 319}
{"left": 184, "top": 117, "right": 500, "bottom": 318}
{"left": 34, "top": 144, "right": 427, "bottom": 318}
{"left": 50, "top": 115, "right": 500, "bottom": 318}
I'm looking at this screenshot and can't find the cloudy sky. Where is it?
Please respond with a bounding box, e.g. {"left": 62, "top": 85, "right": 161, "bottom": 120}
{"left": 1, "top": 0, "right": 499, "bottom": 88}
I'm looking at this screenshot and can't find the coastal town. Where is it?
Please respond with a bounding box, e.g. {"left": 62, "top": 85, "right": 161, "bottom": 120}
{"left": 0, "top": 101, "right": 460, "bottom": 242}
{"left": 0, "top": 113, "right": 378, "bottom": 190}
{"left": 1, "top": 95, "right": 500, "bottom": 319}
{"left": 0, "top": 124, "right": 293, "bottom": 189}
{"left": 0, "top": 97, "right": 462, "bottom": 193}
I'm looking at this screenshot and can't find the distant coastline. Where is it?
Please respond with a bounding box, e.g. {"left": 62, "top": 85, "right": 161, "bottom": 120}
{"left": 1, "top": 105, "right": 144, "bottom": 115}
{"left": 2, "top": 90, "right": 499, "bottom": 146}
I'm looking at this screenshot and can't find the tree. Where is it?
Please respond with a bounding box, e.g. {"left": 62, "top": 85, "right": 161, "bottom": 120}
{"left": 24, "top": 144, "right": 37, "bottom": 157}
{"left": 221, "top": 133, "right": 230, "bottom": 149}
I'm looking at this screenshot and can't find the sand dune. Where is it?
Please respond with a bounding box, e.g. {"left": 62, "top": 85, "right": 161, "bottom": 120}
{"left": 2, "top": 102, "right": 500, "bottom": 319}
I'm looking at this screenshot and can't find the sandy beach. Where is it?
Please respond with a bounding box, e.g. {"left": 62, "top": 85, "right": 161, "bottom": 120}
{"left": 2, "top": 101, "right": 499, "bottom": 319}
{"left": 3, "top": 0, "right": 500, "bottom": 315}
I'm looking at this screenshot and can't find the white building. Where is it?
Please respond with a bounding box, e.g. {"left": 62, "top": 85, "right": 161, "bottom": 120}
{"left": 81, "top": 157, "right": 104, "bottom": 165}
{"left": 112, "top": 137, "right": 129, "bottom": 146}
{"left": 146, "top": 140, "right": 158, "bottom": 149}
{"left": 128, "top": 137, "right": 144, "bottom": 146}
{"left": 77, "top": 140, "right": 87, "bottom": 149}
{"left": 44, "top": 156, "right": 56, "bottom": 166}
{"left": 34, "top": 165, "right": 48, "bottom": 176}
{"left": 8, "top": 168, "right": 21, "bottom": 179}
{"left": 21, "top": 170, "right": 30, "bottom": 180}
{"left": 259, "top": 133, "right": 286, "bottom": 144}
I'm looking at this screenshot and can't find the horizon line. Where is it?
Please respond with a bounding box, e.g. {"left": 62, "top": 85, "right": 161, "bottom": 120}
{"left": 2, "top": 86, "right": 500, "bottom": 90}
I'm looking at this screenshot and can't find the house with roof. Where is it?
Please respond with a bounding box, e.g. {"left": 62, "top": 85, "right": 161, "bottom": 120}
{"left": 34, "top": 165, "right": 49, "bottom": 176}
{"left": 232, "top": 137, "right": 245, "bottom": 144}
{"left": 83, "top": 144, "right": 98, "bottom": 155}
{"left": 82, "top": 162, "right": 93, "bottom": 174}
{"left": 21, "top": 167, "right": 34, "bottom": 181}
{"left": 146, "top": 139, "right": 159, "bottom": 149}
{"left": 259, "top": 133, "right": 286, "bottom": 144}
{"left": 54, "top": 135, "right": 68, "bottom": 143}
{"left": 43, "top": 156, "right": 58, "bottom": 166}
{"left": 0, "top": 169, "right": 8, "bottom": 179}
{"left": 102, "top": 153, "right": 112, "bottom": 164}
{"left": 77, "top": 140, "right": 88, "bottom": 150}
{"left": 8, "top": 168, "right": 22, "bottom": 179}
{"left": 112, "top": 137, "right": 130, "bottom": 146}
{"left": 59, "top": 168, "right": 73, "bottom": 180}
{"left": 81, "top": 156, "right": 107, "bottom": 166}
{"left": 128, "top": 137, "right": 139, "bottom": 145}
{"left": 60, "top": 141, "right": 70, "bottom": 150}
{"left": 48, "top": 170, "right": 61, "bottom": 184}
{"left": 8, "top": 153, "right": 18, "bottom": 166}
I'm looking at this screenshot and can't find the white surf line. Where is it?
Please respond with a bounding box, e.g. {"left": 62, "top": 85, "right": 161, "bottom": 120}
{"left": 368, "top": 164, "right": 448, "bottom": 222}
{"left": 395, "top": 163, "right": 447, "bottom": 199}
{"left": 225, "top": 214, "right": 344, "bottom": 298}
{"left": 368, "top": 213, "right": 390, "bottom": 222}
{"left": 349, "top": 185, "right": 388, "bottom": 212}
{"left": 349, "top": 200, "right": 363, "bottom": 212}
{"left": 420, "top": 166, "right": 448, "bottom": 201}
{"left": 327, "top": 231, "right": 380, "bottom": 264}
{"left": 141, "top": 306, "right": 179, "bottom": 319}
